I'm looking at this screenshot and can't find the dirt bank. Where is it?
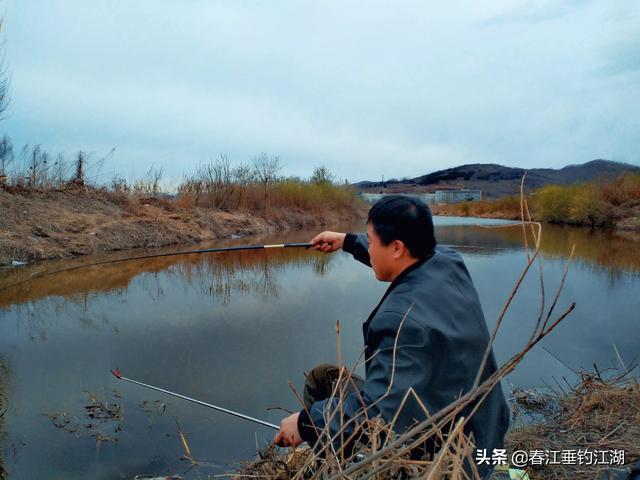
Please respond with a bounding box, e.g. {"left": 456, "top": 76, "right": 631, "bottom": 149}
{"left": 0, "top": 189, "right": 364, "bottom": 265}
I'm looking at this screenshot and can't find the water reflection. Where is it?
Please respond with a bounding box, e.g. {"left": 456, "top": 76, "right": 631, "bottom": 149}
{"left": 2, "top": 252, "right": 338, "bottom": 347}
{"left": 1, "top": 220, "right": 638, "bottom": 310}
{"left": 0, "top": 237, "right": 335, "bottom": 310}
{"left": 437, "top": 222, "right": 640, "bottom": 277}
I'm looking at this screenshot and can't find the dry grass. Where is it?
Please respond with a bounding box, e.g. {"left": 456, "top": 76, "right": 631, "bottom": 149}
{"left": 432, "top": 196, "right": 522, "bottom": 220}
{"left": 507, "top": 371, "right": 640, "bottom": 479}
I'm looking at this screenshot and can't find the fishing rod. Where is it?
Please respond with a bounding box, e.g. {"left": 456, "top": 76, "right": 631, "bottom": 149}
{"left": 0, "top": 242, "right": 313, "bottom": 294}
{"left": 110, "top": 368, "right": 279, "bottom": 430}
{"left": 0, "top": 240, "right": 506, "bottom": 295}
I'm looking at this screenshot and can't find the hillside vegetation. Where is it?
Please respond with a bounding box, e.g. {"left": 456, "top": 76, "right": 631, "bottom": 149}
{"left": 433, "top": 173, "right": 640, "bottom": 231}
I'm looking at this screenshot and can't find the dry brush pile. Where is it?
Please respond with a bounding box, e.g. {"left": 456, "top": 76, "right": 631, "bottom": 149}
{"left": 507, "top": 370, "right": 640, "bottom": 479}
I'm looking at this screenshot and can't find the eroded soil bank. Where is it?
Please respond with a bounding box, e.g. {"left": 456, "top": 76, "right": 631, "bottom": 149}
{"left": 0, "top": 189, "right": 364, "bottom": 265}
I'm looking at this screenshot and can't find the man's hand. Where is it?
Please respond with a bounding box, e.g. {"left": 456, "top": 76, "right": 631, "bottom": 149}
{"left": 273, "top": 412, "right": 303, "bottom": 447}
{"left": 310, "top": 231, "right": 346, "bottom": 253}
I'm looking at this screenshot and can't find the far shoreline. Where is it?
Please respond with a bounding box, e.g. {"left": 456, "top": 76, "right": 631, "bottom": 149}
{"left": 432, "top": 210, "right": 640, "bottom": 234}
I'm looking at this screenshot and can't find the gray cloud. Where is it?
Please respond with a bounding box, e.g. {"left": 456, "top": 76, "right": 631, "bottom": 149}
{"left": 598, "top": 38, "right": 640, "bottom": 77}
{"left": 483, "top": 0, "right": 597, "bottom": 25}
{"left": 2, "top": 0, "right": 639, "bottom": 184}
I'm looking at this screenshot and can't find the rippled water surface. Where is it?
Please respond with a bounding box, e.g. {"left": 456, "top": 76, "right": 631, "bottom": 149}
{"left": 1, "top": 218, "right": 639, "bottom": 478}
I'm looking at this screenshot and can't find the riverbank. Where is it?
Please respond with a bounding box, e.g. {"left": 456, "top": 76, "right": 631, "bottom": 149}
{"left": 431, "top": 173, "right": 640, "bottom": 232}
{"left": 432, "top": 202, "right": 640, "bottom": 232}
{"left": 0, "top": 189, "right": 364, "bottom": 265}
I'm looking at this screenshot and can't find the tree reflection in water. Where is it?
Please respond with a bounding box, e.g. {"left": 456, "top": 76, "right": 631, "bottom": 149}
{"left": 0, "top": 245, "right": 338, "bottom": 340}
{"left": 437, "top": 223, "right": 640, "bottom": 281}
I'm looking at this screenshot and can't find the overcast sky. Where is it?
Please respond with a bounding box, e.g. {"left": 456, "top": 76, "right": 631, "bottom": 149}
{"left": 2, "top": 1, "right": 639, "bottom": 184}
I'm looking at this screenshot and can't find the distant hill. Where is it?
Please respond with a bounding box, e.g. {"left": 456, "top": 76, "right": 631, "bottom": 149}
{"left": 355, "top": 160, "right": 640, "bottom": 198}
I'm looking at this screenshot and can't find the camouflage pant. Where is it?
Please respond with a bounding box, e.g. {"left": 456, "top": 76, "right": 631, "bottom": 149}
{"left": 303, "top": 363, "right": 365, "bottom": 409}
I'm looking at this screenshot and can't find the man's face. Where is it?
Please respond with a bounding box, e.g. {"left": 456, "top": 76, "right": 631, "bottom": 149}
{"left": 367, "top": 222, "right": 396, "bottom": 282}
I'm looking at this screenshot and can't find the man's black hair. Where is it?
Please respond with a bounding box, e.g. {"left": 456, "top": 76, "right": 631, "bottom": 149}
{"left": 367, "top": 195, "right": 437, "bottom": 258}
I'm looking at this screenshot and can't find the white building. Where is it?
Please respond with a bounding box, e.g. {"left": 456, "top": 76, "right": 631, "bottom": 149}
{"left": 361, "top": 192, "right": 437, "bottom": 204}
{"left": 434, "top": 189, "right": 482, "bottom": 203}
{"left": 361, "top": 189, "right": 481, "bottom": 204}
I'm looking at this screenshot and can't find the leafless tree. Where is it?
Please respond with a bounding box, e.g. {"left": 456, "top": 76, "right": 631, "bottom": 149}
{"left": 232, "top": 162, "right": 254, "bottom": 186}
{"left": 111, "top": 174, "right": 129, "bottom": 193}
{"left": 0, "top": 21, "right": 10, "bottom": 120}
{"left": 147, "top": 166, "right": 163, "bottom": 196}
{"left": 41, "top": 151, "right": 50, "bottom": 188}
{"left": 196, "top": 154, "right": 237, "bottom": 209}
{"left": 130, "top": 166, "right": 163, "bottom": 196}
{"left": 231, "top": 162, "right": 254, "bottom": 206}
{"left": 310, "top": 165, "right": 335, "bottom": 185}
{"left": 92, "top": 147, "right": 115, "bottom": 184}
{"left": 13, "top": 144, "right": 29, "bottom": 186}
{"left": 252, "top": 152, "right": 281, "bottom": 211}
{"left": 28, "top": 144, "right": 42, "bottom": 187}
{"left": 0, "top": 135, "right": 13, "bottom": 184}
{"left": 53, "top": 153, "right": 67, "bottom": 187}
{"left": 177, "top": 175, "right": 204, "bottom": 206}
{"left": 70, "top": 151, "right": 86, "bottom": 188}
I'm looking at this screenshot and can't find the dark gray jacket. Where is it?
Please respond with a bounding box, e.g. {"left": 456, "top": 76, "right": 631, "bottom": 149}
{"left": 298, "top": 233, "right": 510, "bottom": 468}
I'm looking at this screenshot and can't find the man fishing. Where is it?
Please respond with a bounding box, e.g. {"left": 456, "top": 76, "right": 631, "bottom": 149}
{"left": 274, "top": 195, "right": 510, "bottom": 477}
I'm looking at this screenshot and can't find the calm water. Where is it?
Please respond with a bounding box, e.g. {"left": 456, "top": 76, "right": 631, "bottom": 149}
{"left": 0, "top": 218, "right": 639, "bottom": 479}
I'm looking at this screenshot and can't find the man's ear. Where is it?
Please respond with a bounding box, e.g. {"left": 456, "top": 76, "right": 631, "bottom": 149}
{"left": 391, "top": 240, "right": 406, "bottom": 259}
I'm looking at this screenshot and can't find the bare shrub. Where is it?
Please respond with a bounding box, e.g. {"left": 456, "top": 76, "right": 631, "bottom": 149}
{"left": 0, "top": 135, "right": 12, "bottom": 185}
{"left": 131, "top": 166, "right": 163, "bottom": 197}
{"left": 197, "top": 155, "right": 236, "bottom": 210}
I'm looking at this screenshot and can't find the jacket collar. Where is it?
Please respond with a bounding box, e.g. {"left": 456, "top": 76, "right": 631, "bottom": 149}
{"left": 365, "top": 249, "right": 436, "bottom": 326}
{"left": 388, "top": 250, "right": 434, "bottom": 290}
